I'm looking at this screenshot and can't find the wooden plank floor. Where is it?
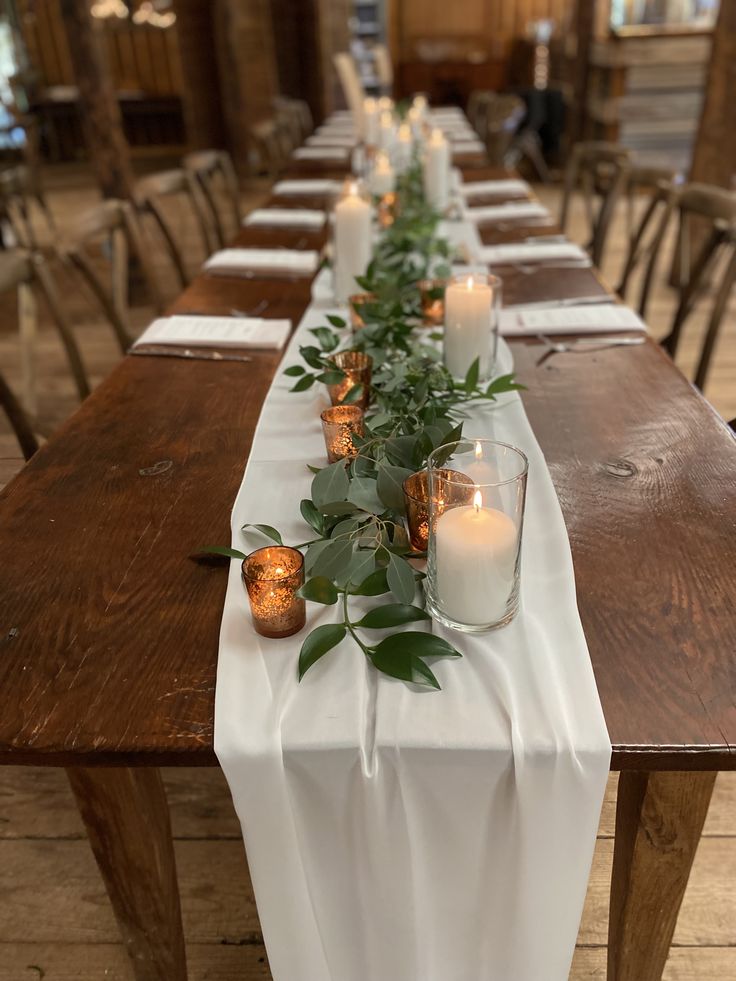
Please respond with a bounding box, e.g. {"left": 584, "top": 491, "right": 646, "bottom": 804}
{"left": 0, "top": 169, "right": 734, "bottom": 979}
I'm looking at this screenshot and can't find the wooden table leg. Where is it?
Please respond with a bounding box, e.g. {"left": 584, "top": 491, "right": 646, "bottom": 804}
{"left": 66, "top": 766, "right": 188, "bottom": 981}
{"left": 608, "top": 770, "right": 716, "bottom": 981}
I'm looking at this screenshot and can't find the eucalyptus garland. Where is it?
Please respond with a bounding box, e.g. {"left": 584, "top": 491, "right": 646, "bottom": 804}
{"left": 206, "top": 159, "right": 524, "bottom": 689}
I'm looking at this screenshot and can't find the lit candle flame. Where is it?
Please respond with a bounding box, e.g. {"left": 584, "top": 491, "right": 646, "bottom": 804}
{"left": 466, "top": 275, "right": 474, "bottom": 291}
{"left": 474, "top": 440, "right": 482, "bottom": 460}
{"left": 473, "top": 489, "right": 482, "bottom": 512}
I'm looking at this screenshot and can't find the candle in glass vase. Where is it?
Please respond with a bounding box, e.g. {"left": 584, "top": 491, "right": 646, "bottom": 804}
{"left": 378, "top": 96, "right": 394, "bottom": 112}
{"left": 435, "top": 490, "right": 518, "bottom": 625}
{"left": 369, "top": 150, "right": 395, "bottom": 196}
{"left": 423, "top": 128, "right": 450, "bottom": 210}
{"left": 363, "top": 97, "right": 379, "bottom": 146}
{"left": 443, "top": 273, "right": 496, "bottom": 380}
{"left": 407, "top": 106, "right": 423, "bottom": 139}
{"left": 334, "top": 182, "right": 372, "bottom": 302}
{"left": 395, "top": 123, "right": 413, "bottom": 173}
{"left": 379, "top": 110, "right": 396, "bottom": 153}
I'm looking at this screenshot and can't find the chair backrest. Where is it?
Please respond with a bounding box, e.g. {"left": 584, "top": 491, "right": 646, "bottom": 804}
{"left": 183, "top": 149, "right": 241, "bottom": 249}
{"left": 249, "top": 119, "right": 291, "bottom": 178}
{"left": 560, "top": 141, "right": 631, "bottom": 268}
{"left": 372, "top": 43, "right": 393, "bottom": 92}
{"left": 333, "top": 52, "right": 365, "bottom": 131}
{"left": 0, "top": 163, "right": 55, "bottom": 249}
{"left": 60, "top": 198, "right": 164, "bottom": 352}
{"left": 477, "top": 93, "right": 526, "bottom": 168}
{"left": 133, "top": 168, "right": 213, "bottom": 289}
{"left": 633, "top": 182, "right": 736, "bottom": 389}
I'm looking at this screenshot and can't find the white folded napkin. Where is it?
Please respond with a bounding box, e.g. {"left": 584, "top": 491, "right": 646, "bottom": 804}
{"left": 293, "top": 146, "right": 349, "bottom": 161}
{"left": 452, "top": 140, "right": 486, "bottom": 154}
{"left": 467, "top": 202, "right": 550, "bottom": 224}
{"left": 460, "top": 178, "right": 531, "bottom": 199}
{"left": 307, "top": 135, "right": 356, "bottom": 148}
{"left": 500, "top": 303, "right": 647, "bottom": 336}
{"left": 274, "top": 179, "right": 342, "bottom": 196}
{"left": 133, "top": 315, "right": 291, "bottom": 350}
{"left": 445, "top": 128, "right": 480, "bottom": 141}
{"left": 244, "top": 208, "right": 326, "bottom": 230}
{"left": 481, "top": 242, "right": 588, "bottom": 264}
{"left": 204, "top": 248, "right": 320, "bottom": 277}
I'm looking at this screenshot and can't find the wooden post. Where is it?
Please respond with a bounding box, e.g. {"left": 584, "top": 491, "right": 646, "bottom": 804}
{"left": 314, "top": 0, "right": 352, "bottom": 117}
{"left": 67, "top": 766, "right": 187, "bottom": 981}
{"left": 58, "top": 0, "right": 135, "bottom": 199}
{"left": 690, "top": 1, "right": 736, "bottom": 191}
{"left": 568, "top": 0, "right": 599, "bottom": 145}
{"left": 173, "top": 0, "right": 226, "bottom": 150}
{"left": 608, "top": 770, "right": 716, "bottom": 981}
{"left": 213, "top": 0, "right": 280, "bottom": 171}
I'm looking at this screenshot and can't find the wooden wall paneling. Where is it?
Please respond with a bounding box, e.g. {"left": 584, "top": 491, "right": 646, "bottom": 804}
{"left": 314, "top": 0, "right": 352, "bottom": 116}
{"left": 173, "top": 0, "right": 225, "bottom": 151}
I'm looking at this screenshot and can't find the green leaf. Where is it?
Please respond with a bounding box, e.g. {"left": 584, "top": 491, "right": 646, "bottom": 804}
{"left": 198, "top": 545, "right": 247, "bottom": 560}
{"left": 313, "top": 538, "right": 354, "bottom": 580}
{"left": 310, "top": 326, "right": 340, "bottom": 351}
{"left": 300, "top": 346, "right": 325, "bottom": 369}
{"left": 344, "top": 548, "right": 376, "bottom": 587}
{"left": 300, "top": 498, "right": 325, "bottom": 535}
{"left": 348, "top": 475, "right": 383, "bottom": 513}
{"left": 305, "top": 538, "right": 331, "bottom": 572}
{"left": 386, "top": 553, "right": 416, "bottom": 604}
{"left": 340, "top": 383, "right": 364, "bottom": 405}
{"left": 352, "top": 566, "right": 390, "bottom": 596}
{"left": 464, "top": 357, "right": 480, "bottom": 394}
{"left": 290, "top": 373, "right": 315, "bottom": 392}
{"left": 356, "top": 603, "right": 430, "bottom": 629}
{"left": 297, "top": 576, "right": 339, "bottom": 605}
{"left": 377, "top": 464, "right": 414, "bottom": 511}
{"left": 311, "top": 460, "right": 350, "bottom": 507}
{"left": 316, "top": 369, "right": 346, "bottom": 385}
{"left": 485, "top": 373, "right": 526, "bottom": 397}
{"left": 284, "top": 364, "right": 305, "bottom": 376}
{"left": 326, "top": 314, "right": 347, "bottom": 329}
{"left": 298, "top": 623, "right": 347, "bottom": 680}
{"left": 374, "top": 631, "right": 462, "bottom": 660}
{"left": 369, "top": 642, "right": 441, "bottom": 690}
{"left": 320, "top": 501, "right": 359, "bottom": 516}
{"left": 241, "top": 523, "right": 283, "bottom": 545}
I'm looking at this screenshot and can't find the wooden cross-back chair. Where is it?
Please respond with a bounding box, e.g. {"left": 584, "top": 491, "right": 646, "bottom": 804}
{"left": 273, "top": 98, "right": 303, "bottom": 154}
{"left": 249, "top": 119, "right": 292, "bottom": 178}
{"left": 0, "top": 249, "right": 89, "bottom": 428}
{"left": 133, "top": 169, "right": 213, "bottom": 289}
{"left": 184, "top": 149, "right": 241, "bottom": 250}
{"left": 59, "top": 199, "right": 164, "bottom": 354}
{"left": 0, "top": 163, "right": 56, "bottom": 249}
{"left": 560, "top": 142, "right": 632, "bottom": 268}
{"left": 627, "top": 182, "right": 736, "bottom": 390}
{"left": 617, "top": 166, "right": 683, "bottom": 298}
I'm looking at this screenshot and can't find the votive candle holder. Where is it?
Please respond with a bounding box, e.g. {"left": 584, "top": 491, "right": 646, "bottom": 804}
{"left": 348, "top": 292, "right": 376, "bottom": 331}
{"left": 418, "top": 278, "right": 447, "bottom": 326}
{"left": 377, "top": 191, "right": 399, "bottom": 228}
{"left": 242, "top": 546, "right": 306, "bottom": 638}
{"left": 326, "top": 350, "right": 372, "bottom": 409}
{"left": 402, "top": 468, "right": 475, "bottom": 552}
{"left": 320, "top": 404, "right": 364, "bottom": 462}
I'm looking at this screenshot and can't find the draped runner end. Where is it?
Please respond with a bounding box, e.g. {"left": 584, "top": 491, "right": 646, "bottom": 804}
{"left": 215, "top": 139, "right": 611, "bottom": 981}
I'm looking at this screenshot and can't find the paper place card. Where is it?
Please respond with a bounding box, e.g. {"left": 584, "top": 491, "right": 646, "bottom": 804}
{"left": 274, "top": 179, "right": 342, "bottom": 196}
{"left": 460, "top": 179, "right": 531, "bottom": 199}
{"left": 480, "top": 242, "right": 588, "bottom": 264}
{"left": 293, "top": 146, "right": 349, "bottom": 161}
{"left": 307, "top": 135, "right": 356, "bottom": 148}
{"left": 204, "top": 248, "right": 320, "bottom": 277}
{"left": 452, "top": 141, "right": 486, "bottom": 155}
{"left": 244, "top": 208, "right": 326, "bottom": 230}
{"left": 500, "top": 304, "right": 647, "bottom": 337}
{"left": 467, "top": 202, "right": 550, "bottom": 224}
{"left": 133, "top": 316, "right": 291, "bottom": 350}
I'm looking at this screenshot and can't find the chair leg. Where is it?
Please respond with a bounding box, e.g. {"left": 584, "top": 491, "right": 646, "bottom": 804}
{"left": 33, "top": 258, "right": 92, "bottom": 399}
{"left": 0, "top": 369, "right": 38, "bottom": 460}
{"left": 17, "top": 280, "right": 38, "bottom": 418}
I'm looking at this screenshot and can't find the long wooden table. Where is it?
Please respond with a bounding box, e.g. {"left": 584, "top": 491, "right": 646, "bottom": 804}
{"left": 0, "top": 148, "right": 734, "bottom": 981}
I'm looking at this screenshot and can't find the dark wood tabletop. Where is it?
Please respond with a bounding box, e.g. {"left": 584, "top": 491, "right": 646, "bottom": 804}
{"left": 0, "top": 165, "right": 734, "bottom": 771}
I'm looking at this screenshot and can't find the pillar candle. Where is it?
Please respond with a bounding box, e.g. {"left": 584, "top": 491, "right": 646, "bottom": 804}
{"left": 434, "top": 491, "right": 518, "bottom": 625}
{"left": 423, "top": 128, "right": 450, "bottom": 211}
{"left": 443, "top": 275, "right": 493, "bottom": 380}
{"left": 395, "top": 123, "right": 413, "bottom": 173}
{"left": 379, "top": 110, "right": 396, "bottom": 153}
{"left": 363, "top": 97, "right": 379, "bottom": 146}
{"left": 378, "top": 96, "right": 394, "bottom": 112}
{"left": 334, "top": 183, "right": 372, "bottom": 303}
{"left": 369, "top": 150, "right": 395, "bottom": 196}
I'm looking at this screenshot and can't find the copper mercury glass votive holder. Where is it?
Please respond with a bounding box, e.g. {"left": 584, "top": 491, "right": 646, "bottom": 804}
{"left": 377, "top": 191, "right": 399, "bottom": 229}
{"left": 402, "top": 468, "right": 475, "bottom": 552}
{"left": 242, "top": 546, "right": 306, "bottom": 639}
{"left": 320, "top": 404, "right": 365, "bottom": 463}
{"left": 348, "top": 292, "right": 376, "bottom": 331}
{"left": 418, "top": 278, "right": 447, "bottom": 326}
{"left": 326, "top": 350, "right": 373, "bottom": 409}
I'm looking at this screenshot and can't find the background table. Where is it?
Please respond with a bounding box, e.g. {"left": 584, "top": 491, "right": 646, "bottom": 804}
{"left": 0, "top": 160, "right": 734, "bottom": 981}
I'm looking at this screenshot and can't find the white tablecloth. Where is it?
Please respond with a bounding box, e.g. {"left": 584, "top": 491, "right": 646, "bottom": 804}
{"left": 215, "top": 212, "right": 611, "bottom": 981}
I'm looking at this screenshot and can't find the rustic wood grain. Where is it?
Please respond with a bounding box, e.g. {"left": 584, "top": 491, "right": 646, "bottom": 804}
{"left": 66, "top": 768, "right": 186, "bottom": 981}
{"left": 607, "top": 772, "right": 718, "bottom": 981}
